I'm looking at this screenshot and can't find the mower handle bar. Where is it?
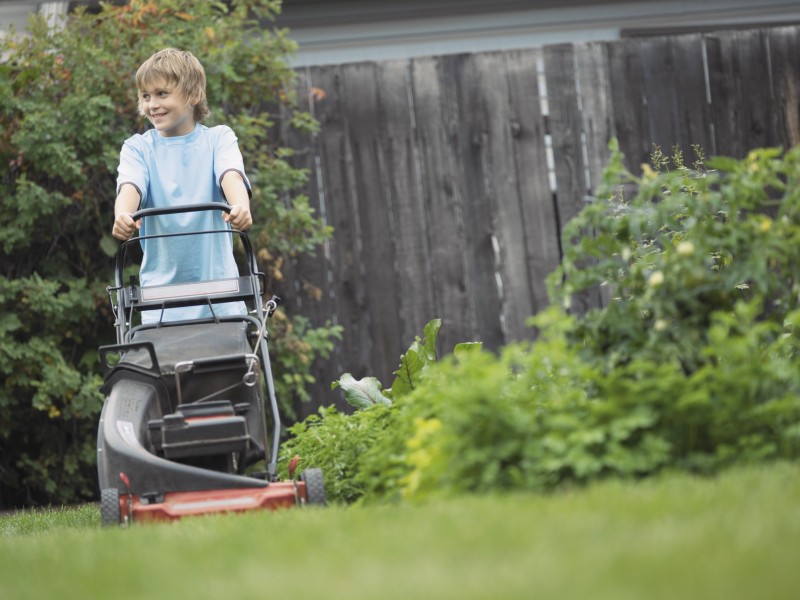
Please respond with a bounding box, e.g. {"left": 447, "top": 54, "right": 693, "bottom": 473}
{"left": 130, "top": 202, "right": 231, "bottom": 222}
{"left": 115, "top": 201, "right": 258, "bottom": 287}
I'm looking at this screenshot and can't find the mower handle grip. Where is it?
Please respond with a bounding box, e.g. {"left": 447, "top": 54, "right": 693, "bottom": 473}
{"left": 130, "top": 202, "right": 231, "bottom": 221}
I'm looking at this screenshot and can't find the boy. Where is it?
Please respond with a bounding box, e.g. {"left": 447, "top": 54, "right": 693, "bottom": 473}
{"left": 112, "top": 48, "right": 252, "bottom": 323}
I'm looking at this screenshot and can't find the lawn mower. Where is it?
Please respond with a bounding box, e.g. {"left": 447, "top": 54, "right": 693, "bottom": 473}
{"left": 96, "top": 202, "right": 325, "bottom": 526}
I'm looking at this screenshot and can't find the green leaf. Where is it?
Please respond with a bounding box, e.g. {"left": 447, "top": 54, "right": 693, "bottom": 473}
{"left": 454, "top": 342, "right": 482, "bottom": 358}
{"left": 385, "top": 320, "right": 444, "bottom": 400}
{"left": 331, "top": 373, "right": 391, "bottom": 410}
{"left": 0, "top": 312, "right": 22, "bottom": 333}
{"left": 99, "top": 234, "right": 118, "bottom": 258}
{"left": 705, "top": 156, "right": 739, "bottom": 172}
{"left": 390, "top": 343, "right": 425, "bottom": 399}
{"left": 422, "top": 319, "right": 442, "bottom": 360}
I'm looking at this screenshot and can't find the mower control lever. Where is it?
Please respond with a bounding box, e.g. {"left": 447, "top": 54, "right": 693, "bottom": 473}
{"left": 265, "top": 295, "right": 282, "bottom": 318}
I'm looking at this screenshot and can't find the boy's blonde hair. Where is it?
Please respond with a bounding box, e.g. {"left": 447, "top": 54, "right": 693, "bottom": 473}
{"left": 136, "top": 48, "right": 210, "bottom": 123}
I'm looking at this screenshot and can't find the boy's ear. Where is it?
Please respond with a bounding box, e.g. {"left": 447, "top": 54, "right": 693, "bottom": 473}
{"left": 187, "top": 92, "right": 201, "bottom": 107}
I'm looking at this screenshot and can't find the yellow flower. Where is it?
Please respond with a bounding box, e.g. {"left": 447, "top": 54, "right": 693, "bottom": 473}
{"left": 759, "top": 218, "right": 772, "bottom": 233}
{"left": 654, "top": 319, "right": 669, "bottom": 331}
{"left": 405, "top": 418, "right": 442, "bottom": 450}
{"left": 402, "top": 418, "right": 443, "bottom": 499}
{"left": 648, "top": 271, "right": 665, "bottom": 287}
{"left": 676, "top": 241, "right": 694, "bottom": 256}
{"left": 640, "top": 163, "right": 657, "bottom": 181}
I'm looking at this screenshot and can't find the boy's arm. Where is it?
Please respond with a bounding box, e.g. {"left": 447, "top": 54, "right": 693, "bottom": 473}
{"left": 112, "top": 183, "right": 142, "bottom": 240}
{"left": 221, "top": 170, "right": 253, "bottom": 231}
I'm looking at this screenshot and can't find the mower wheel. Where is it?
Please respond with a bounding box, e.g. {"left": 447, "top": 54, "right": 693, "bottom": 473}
{"left": 100, "top": 488, "right": 122, "bottom": 527}
{"left": 300, "top": 468, "right": 326, "bottom": 506}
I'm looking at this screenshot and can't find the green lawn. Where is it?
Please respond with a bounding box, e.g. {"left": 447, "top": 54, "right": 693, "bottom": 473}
{"left": 2, "top": 462, "right": 799, "bottom": 600}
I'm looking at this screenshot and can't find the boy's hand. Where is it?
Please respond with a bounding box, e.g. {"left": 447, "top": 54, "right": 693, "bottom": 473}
{"left": 224, "top": 204, "right": 253, "bottom": 231}
{"left": 112, "top": 213, "right": 141, "bottom": 240}
{"left": 220, "top": 170, "right": 252, "bottom": 231}
{"left": 113, "top": 183, "right": 142, "bottom": 240}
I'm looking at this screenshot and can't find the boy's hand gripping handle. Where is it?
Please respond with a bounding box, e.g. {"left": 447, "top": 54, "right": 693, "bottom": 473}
{"left": 130, "top": 202, "right": 232, "bottom": 222}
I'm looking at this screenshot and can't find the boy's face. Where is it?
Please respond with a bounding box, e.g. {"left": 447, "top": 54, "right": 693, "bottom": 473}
{"left": 138, "top": 78, "right": 196, "bottom": 137}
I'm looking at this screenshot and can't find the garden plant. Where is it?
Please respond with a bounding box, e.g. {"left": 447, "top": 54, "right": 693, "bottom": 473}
{"left": 281, "top": 141, "right": 800, "bottom": 503}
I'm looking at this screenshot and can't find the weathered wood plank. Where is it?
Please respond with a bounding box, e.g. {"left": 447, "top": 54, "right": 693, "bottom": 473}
{"left": 703, "top": 31, "right": 741, "bottom": 158}
{"left": 544, "top": 44, "right": 589, "bottom": 226}
{"left": 603, "top": 33, "right": 721, "bottom": 169}
{"left": 607, "top": 38, "right": 651, "bottom": 172}
{"left": 575, "top": 41, "right": 615, "bottom": 195}
{"left": 409, "top": 56, "right": 474, "bottom": 355}
{"left": 768, "top": 27, "right": 800, "bottom": 150}
{"left": 575, "top": 41, "right": 615, "bottom": 308}
{"left": 504, "top": 47, "right": 561, "bottom": 317}
{"left": 738, "top": 29, "right": 781, "bottom": 150}
{"left": 448, "top": 53, "right": 506, "bottom": 349}
{"left": 641, "top": 34, "right": 712, "bottom": 163}
{"left": 340, "top": 62, "right": 406, "bottom": 383}
{"left": 670, "top": 34, "right": 714, "bottom": 160}
{"left": 639, "top": 36, "right": 681, "bottom": 156}
{"left": 307, "top": 64, "right": 374, "bottom": 394}
{"left": 281, "top": 68, "right": 343, "bottom": 417}
{"left": 705, "top": 29, "right": 777, "bottom": 159}
{"left": 281, "top": 69, "right": 328, "bottom": 327}
{"left": 471, "top": 51, "right": 536, "bottom": 341}
{"left": 375, "top": 59, "right": 438, "bottom": 350}
{"left": 544, "top": 43, "right": 602, "bottom": 312}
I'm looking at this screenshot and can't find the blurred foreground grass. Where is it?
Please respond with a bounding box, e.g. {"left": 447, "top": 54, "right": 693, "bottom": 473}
{"left": 2, "top": 462, "right": 798, "bottom": 599}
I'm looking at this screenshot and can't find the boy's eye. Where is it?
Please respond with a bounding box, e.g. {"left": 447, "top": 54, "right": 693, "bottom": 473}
{"left": 140, "top": 91, "right": 168, "bottom": 100}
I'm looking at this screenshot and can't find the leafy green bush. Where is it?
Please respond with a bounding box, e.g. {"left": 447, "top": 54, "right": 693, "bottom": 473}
{"left": 280, "top": 143, "right": 800, "bottom": 503}
{"left": 553, "top": 142, "right": 800, "bottom": 372}
{"left": 0, "top": 0, "right": 338, "bottom": 508}
{"left": 546, "top": 141, "right": 800, "bottom": 470}
{"left": 278, "top": 320, "right": 458, "bottom": 502}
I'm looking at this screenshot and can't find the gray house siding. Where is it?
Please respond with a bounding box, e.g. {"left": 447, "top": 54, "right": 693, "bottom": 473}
{"left": 277, "top": 0, "right": 800, "bottom": 66}
{"left": 3, "top": 0, "right": 800, "bottom": 63}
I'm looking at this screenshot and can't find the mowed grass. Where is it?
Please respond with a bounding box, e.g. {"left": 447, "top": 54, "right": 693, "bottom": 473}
{"left": 1, "top": 462, "right": 799, "bottom": 600}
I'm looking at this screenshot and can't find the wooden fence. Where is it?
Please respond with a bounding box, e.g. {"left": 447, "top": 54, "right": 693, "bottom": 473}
{"left": 278, "top": 25, "right": 800, "bottom": 415}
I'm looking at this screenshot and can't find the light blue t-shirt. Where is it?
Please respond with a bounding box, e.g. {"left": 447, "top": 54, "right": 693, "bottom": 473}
{"left": 117, "top": 123, "right": 252, "bottom": 324}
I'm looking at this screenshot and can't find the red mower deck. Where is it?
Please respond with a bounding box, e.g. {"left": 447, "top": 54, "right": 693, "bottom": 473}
{"left": 121, "top": 482, "right": 308, "bottom": 523}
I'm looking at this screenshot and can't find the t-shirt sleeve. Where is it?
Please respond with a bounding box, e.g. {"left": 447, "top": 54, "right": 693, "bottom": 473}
{"left": 214, "top": 126, "right": 252, "bottom": 199}
{"left": 116, "top": 139, "right": 148, "bottom": 206}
